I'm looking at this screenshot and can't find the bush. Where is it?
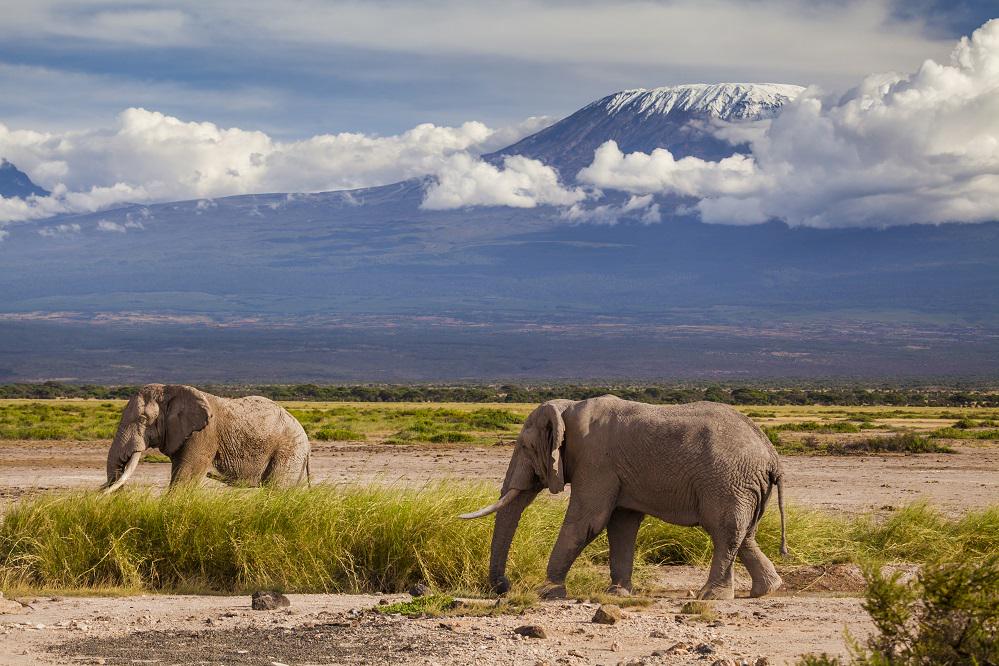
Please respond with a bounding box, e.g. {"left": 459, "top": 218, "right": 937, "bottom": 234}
{"left": 828, "top": 433, "right": 954, "bottom": 455}
{"left": 800, "top": 554, "right": 999, "bottom": 664}
{"left": 313, "top": 428, "right": 365, "bottom": 441}
{"left": 428, "top": 431, "right": 474, "bottom": 443}
{"left": 775, "top": 421, "right": 861, "bottom": 434}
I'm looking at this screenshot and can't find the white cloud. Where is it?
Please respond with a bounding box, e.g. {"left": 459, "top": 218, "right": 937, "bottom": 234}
{"left": 96, "top": 218, "right": 143, "bottom": 232}
{"left": 577, "top": 141, "right": 763, "bottom": 198}
{"left": 38, "top": 222, "right": 80, "bottom": 237}
{"left": 1, "top": 1, "right": 948, "bottom": 84}
{"left": 562, "top": 194, "right": 661, "bottom": 226}
{"left": 421, "top": 153, "right": 585, "bottom": 210}
{"left": 0, "top": 108, "right": 551, "bottom": 224}
{"left": 576, "top": 19, "right": 999, "bottom": 228}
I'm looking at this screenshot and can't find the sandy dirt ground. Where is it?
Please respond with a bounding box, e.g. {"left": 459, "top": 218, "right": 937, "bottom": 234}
{"left": 1, "top": 576, "right": 876, "bottom": 666}
{"left": 2, "top": 439, "right": 997, "bottom": 514}
{"left": 1, "top": 438, "right": 997, "bottom": 665}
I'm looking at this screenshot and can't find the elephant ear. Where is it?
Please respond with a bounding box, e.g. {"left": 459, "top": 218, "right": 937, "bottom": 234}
{"left": 161, "top": 385, "right": 211, "bottom": 456}
{"left": 539, "top": 402, "right": 566, "bottom": 494}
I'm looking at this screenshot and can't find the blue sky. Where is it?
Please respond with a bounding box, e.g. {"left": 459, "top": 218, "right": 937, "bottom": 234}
{"left": 0, "top": 0, "right": 995, "bottom": 138}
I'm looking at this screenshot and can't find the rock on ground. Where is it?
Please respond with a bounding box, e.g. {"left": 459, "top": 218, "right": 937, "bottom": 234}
{"left": 250, "top": 591, "right": 290, "bottom": 611}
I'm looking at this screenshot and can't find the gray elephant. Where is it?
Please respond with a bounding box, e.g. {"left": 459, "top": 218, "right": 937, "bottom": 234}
{"left": 102, "top": 384, "right": 311, "bottom": 493}
{"left": 461, "top": 395, "right": 787, "bottom": 600}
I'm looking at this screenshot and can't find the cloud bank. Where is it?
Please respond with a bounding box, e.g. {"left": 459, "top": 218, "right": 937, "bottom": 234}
{"left": 0, "top": 109, "right": 550, "bottom": 223}
{"left": 577, "top": 19, "right": 999, "bottom": 228}
{"left": 421, "top": 154, "right": 584, "bottom": 210}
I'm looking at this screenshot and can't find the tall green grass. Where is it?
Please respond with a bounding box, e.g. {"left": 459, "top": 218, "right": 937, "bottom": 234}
{"left": 1, "top": 485, "right": 995, "bottom": 595}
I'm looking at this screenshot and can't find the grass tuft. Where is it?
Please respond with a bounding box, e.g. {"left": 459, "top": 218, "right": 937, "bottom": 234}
{"left": 373, "top": 594, "right": 457, "bottom": 617}
{"left": 1, "top": 486, "right": 995, "bottom": 596}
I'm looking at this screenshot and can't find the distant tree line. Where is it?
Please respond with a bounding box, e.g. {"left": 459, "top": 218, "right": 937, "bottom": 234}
{"left": 1, "top": 381, "right": 997, "bottom": 406}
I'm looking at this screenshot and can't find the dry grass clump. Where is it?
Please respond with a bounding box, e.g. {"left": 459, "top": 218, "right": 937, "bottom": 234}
{"left": 1, "top": 485, "right": 995, "bottom": 596}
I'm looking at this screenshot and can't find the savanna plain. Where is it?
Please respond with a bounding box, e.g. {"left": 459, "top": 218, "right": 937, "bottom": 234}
{"left": 1, "top": 399, "right": 997, "bottom": 665}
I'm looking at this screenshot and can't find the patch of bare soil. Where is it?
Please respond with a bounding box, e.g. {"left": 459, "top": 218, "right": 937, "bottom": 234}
{"left": 779, "top": 565, "right": 869, "bottom": 594}
{"left": 0, "top": 592, "right": 873, "bottom": 666}
{"left": 56, "top": 617, "right": 474, "bottom": 665}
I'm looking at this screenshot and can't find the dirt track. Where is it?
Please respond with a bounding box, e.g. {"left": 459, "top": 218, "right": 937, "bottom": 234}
{"left": 1, "top": 438, "right": 997, "bottom": 664}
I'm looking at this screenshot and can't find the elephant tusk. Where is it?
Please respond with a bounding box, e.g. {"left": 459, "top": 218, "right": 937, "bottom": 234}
{"left": 102, "top": 451, "right": 143, "bottom": 494}
{"left": 459, "top": 489, "right": 521, "bottom": 519}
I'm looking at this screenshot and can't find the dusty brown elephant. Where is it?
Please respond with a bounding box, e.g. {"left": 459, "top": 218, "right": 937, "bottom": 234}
{"left": 102, "top": 384, "right": 311, "bottom": 493}
{"left": 461, "top": 395, "right": 787, "bottom": 600}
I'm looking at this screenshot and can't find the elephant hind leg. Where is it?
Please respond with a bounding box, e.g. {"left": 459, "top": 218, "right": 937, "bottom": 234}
{"left": 738, "top": 529, "right": 782, "bottom": 597}
{"left": 697, "top": 521, "right": 743, "bottom": 600}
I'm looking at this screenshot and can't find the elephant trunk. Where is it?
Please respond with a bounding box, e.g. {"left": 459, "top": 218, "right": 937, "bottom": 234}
{"left": 103, "top": 419, "right": 146, "bottom": 493}
{"left": 102, "top": 451, "right": 142, "bottom": 494}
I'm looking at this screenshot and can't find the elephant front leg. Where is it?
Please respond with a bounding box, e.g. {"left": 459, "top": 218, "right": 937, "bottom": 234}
{"left": 542, "top": 502, "right": 614, "bottom": 600}
{"left": 169, "top": 448, "right": 214, "bottom": 488}
{"left": 606, "top": 507, "right": 644, "bottom": 596}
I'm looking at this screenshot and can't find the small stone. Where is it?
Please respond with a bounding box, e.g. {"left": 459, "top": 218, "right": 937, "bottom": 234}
{"left": 251, "top": 591, "right": 291, "bottom": 611}
{"left": 438, "top": 621, "right": 455, "bottom": 631}
{"left": 708, "top": 619, "right": 725, "bottom": 627}
{"left": 695, "top": 643, "right": 716, "bottom": 655}
{"left": 755, "top": 658, "right": 771, "bottom": 666}
{"left": 408, "top": 582, "right": 431, "bottom": 597}
{"left": 514, "top": 624, "right": 547, "bottom": 639}
{"left": 649, "top": 630, "right": 671, "bottom": 639}
{"left": 666, "top": 642, "right": 691, "bottom": 654}
{"left": 592, "top": 604, "right": 623, "bottom": 625}
{"left": 378, "top": 599, "right": 390, "bottom": 605}
{"left": 610, "top": 640, "right": 621, "bottom": 651}
{"left": 711, "top": 660, "right": 737, "bottom": 666}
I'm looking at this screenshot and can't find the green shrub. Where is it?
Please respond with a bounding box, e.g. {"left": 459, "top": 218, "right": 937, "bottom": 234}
{"left": 313, "top": 428, "right": 365, "bottom": 441}
{"left": 428, "top": 431, "right": 474, "bottom": 443}
{"left": 827, "top": 433, "right": 954, "bottom": 455}
{"left": 775, "top": 421, "right": 861, "bottom": 434}
{"left": 820, "top": 555, "right": 998, "bottom": 665}
{"left": 930, "top": 427, "right": 999, "bottom": 440}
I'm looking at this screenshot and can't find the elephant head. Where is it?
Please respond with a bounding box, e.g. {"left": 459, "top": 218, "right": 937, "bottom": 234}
{"left": 459, "top": 400, "right": 571, "bottom": 593}
{"left": 102, "top": 384, "right": 211, "bottom": 493}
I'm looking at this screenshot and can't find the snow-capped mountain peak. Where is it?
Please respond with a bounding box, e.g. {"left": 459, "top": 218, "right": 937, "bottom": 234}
{"left": 490, "top": 82, "right": 804, "bottom": 177}
{"left": 598, "top": 83, "right": 805, "bottom": 121}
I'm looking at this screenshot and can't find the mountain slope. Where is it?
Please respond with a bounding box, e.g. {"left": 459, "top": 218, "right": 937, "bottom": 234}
{"left": 1, "top": 82, "right": 997, "bottom": 381}
{"left": 0, "top": 160, "right": 49, "bottom": 198}
{"left": 489, "top": 83, "right": 802, "bottom": 177}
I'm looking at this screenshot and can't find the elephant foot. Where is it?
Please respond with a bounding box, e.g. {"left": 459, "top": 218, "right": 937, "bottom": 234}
{"left": 750, "top": 573, "right": 783, "bottom": 598}
{"left": 605, "top": 584, "right": 632, "bottom": 597}
{"left": 538, "top": 582, "right": 567, "bottom": 600}
{"left": 490, "top": 576, "right": 511, "bottom": 596}
{"left": 696, "top": 584, "right": 735, "bottom": 600}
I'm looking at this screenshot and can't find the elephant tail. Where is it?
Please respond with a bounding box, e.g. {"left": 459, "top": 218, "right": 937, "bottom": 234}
{"left": 774, "top": 470, "right": 788, "bottom": 556}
